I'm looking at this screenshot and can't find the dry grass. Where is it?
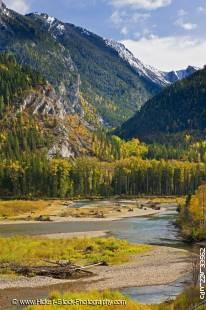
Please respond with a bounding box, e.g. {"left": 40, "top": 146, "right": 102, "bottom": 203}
{"left": 175, "top": 197, "right": 186, "bottom": 206}
{"left": 0, "top": 200, "right": 47, "bottom": 218}
{"left": 0, "top": 236, "right": 152, "bottom": 267}
{"left": 0, "top": 197, "right": 185, "bottom": 221}
{"left": 147, "top": 196, "right": 185, "bottom": 204}
{"left": 0, "top": 200, "right": 65, "bottom": 219}
{"left": 0, "top": 199, "right": 145, "bottom": 220}
{"left": 59, "top": 204, "right": 136, "bottom": 219}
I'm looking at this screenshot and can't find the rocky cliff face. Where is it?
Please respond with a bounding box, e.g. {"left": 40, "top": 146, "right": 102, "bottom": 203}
{"left": 20, "top": 84, "right": 68, "bottom": 118}
{"left": 18, "top": 83, "right": 93, "bottom": 158}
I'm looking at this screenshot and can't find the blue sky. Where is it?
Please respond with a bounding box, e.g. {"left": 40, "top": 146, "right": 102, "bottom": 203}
{"left": 4, "top": 0, "right": 206, "bottom": 71}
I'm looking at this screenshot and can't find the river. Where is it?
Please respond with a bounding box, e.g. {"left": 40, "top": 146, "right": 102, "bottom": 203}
{"left": 0, "top": 202, "right": 194, "bottom": 308}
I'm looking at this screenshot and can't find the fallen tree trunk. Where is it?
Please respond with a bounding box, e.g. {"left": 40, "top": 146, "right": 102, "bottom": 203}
{"left": 0, "top": 260, "right": 105, "bottom": 279}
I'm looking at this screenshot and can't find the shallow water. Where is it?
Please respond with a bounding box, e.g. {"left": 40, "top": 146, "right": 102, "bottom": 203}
{"left": 0, "top": 202, "right": 194, "bottom": 307}
{"left": 112, "top": 206, "right": 193, "bottom": 304}
{"left": 112, "top": 206, "right": 183, "bottom": 246}
{"left": 122, "top": 279, "right": 191, "bottom": 304}
{"left": 0, "top": 205, "right": 182, "bottom": 247}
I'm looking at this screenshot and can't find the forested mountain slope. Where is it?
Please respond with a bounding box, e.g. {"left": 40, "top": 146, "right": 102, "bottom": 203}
{"left": 30, "top": 13, "right": 165, "bottom": 126}
{"left": 116, "top": 67, "right": 206, "bottom": 141}
{"left": 0, "top": 52, "right": 104, "bottom": 159}
{"left": 0, "top": 2, "right": 163, "bottom": 127}
{"left": 0, "top": 53, "right": 206, "bottom": 198}
{"left": 0, "top": 51, "right": 139, "bottom": 162}
{"left": 0, "top": 2, "right": 199, "bottom": 127}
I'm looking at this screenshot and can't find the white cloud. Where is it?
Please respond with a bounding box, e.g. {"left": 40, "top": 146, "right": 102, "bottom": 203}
{"left": 110, "top": 10, "right": 126, "bottom": 25}
{"left": 175, "top": 18, "right": 197, "bottom": 31}
{"left": 177, "top": 9, "right": 187, "bottom": 17}
{"left": 122, "top": 36, "right": 206, "bottom": 71}
{"left": 107, "top": 0, "right": 172, "bottom": 10}
{"left": 121, "top": 26, "right": 128, "bottom": 35}
{"left": 181, "top": 22, "right": 197, "bottom": 31}
{"left": 131, "top": 12, "right": 151, "bottom": 22}
{"left": 5, "top": 0, "right": 30, "bottom": 14}
{"left": 197, "top": 6, "right": 206, "bottom": 14}
{"left": 110, "top": 9, "right": 151, "bottom": 36}
{"left": 111, "top": 10, "right": 150, "bottom": 25}
{"left": 62, "top": 0, "right": 98, "bottom": 9}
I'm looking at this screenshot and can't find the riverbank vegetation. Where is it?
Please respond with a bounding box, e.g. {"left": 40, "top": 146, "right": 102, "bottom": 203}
{"left": 0, "top": 236, "right": 151, "bottom": 268}
{"left": 159, "top": 286, "right": 204, "bottom": 309}
{"left": 0, "top": 197, "right": 180, "bottom": 221}
{"left": 0, "top": 200, "right": 52, "bottom": 218}
{"left": 178, "top": 183, "right": 206, "bottom": 241}
{"left": 26, "top": 286, "right": 203, "bottom": 310}
{"left": 27, "top": 290, "right": 154, "bottom": 310}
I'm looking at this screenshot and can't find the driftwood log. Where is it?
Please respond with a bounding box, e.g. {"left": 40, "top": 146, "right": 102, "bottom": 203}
{"left": 1, "top": 260, "right": 105, "bottom": 279}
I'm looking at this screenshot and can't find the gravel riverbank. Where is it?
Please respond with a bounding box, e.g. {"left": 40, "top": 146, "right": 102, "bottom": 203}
{"left": 0, "top": 246, "right": 191, "bottom": 291}
{"left": 0, "top": 208, "right": 163, "bottom": 225}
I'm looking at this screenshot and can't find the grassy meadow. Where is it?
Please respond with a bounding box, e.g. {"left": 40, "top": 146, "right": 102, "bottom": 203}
{"left": 0, "top": 236, "right": 152, "bottom": 267}
{"left": 0, "top": 200, "right": 55, "bottom": 218}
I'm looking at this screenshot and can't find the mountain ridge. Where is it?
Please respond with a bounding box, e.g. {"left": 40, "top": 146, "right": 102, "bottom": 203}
{"left": 163, "top": 65, "right": 199, "bottom": 83}
{"left": 104, "top": 39, "right": 199, "bottom": 86}
{"left": 27, "top": 11, "right": 163, "bottom": 126}
{"left": 0, "top": 2, "right": 198, "bottom": 128}
{"left": 115, "top": 66, "right": 206, "bottom": 141}
{"left": 0, "top": 5, "right": 158, "bottom": 127}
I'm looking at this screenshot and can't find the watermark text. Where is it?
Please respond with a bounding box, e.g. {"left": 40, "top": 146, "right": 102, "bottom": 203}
{"left": 200, "top": 247, "right": 206, "bottom": 300}
{"left": 11, "top": 298, "right": 127, "bottom": 307}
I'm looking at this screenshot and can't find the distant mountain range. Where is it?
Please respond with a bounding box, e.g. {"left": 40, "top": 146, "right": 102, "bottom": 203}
{"left": 105, "top": 39, "right": 199, "bottom": 86}
{"left": 115, "top": 66, "right": 206, "bottom": 141}
{"left": 0, "top": 2, "right": 199, "bottom": 128}
{"left": 163, "top": 66, "right": 199, "bottom": 84}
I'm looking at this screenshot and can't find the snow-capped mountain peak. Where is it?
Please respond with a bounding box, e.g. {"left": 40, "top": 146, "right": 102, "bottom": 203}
{"left": 0, "top": 1, "right": 11, "bottom": 17}
{"left": 105, "top": 39, "right": 169, "bottom": 87}
{"left": 105, "top": 39, "right": 199, "bottom": 87}
{"left": 30, "top": 13, "right": 66, "bottom": 37}
{"left": 163, "top": 66, "right": 200, "bottom": 83}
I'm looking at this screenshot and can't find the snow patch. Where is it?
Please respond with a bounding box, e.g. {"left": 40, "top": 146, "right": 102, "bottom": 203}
{"left": 47, "top": 16, "right": 55, "bottom": 24}
{"left": 105, "top": 39, "right": 169, "bottom": 87}
{"left": 77, "top": 26, "right": 91, "bottom": 36}
{"left": 163, "top": 66, "right": 199, "bottom": 83}
{"left": 3, "top": 7, "right": 10, "bottom": 17}
{"left": 57, "top": 23, "right": 65, "bottom": 34}
{"left": 39, "top": 14, "right": 65, "bottom": 36}
{"left": 0, "top": 2, "right": 11, "bottom": 17}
